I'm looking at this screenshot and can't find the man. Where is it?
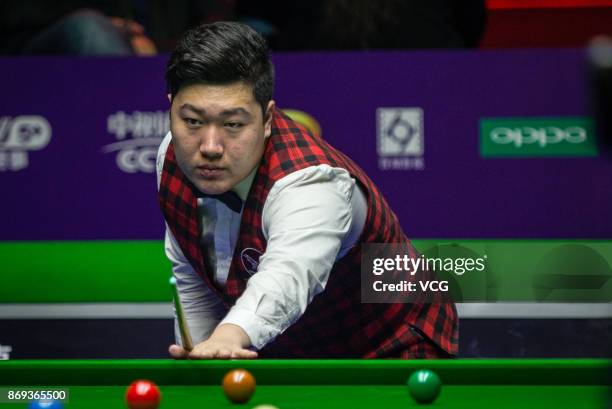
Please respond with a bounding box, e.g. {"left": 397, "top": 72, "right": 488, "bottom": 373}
{"left": 157, "top": 21, "right": 457, "bottom": 359}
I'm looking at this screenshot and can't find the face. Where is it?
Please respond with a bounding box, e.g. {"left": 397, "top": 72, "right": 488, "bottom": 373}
{"left": 169, "top": 82, "right": 274, "bottom": 195}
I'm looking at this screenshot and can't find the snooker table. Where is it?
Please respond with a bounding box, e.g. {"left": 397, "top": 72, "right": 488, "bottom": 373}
{"left": 0, "top": 359, "right": 610, "bottom": 408}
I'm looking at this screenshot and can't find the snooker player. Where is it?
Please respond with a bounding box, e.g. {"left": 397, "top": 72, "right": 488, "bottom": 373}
{"left": 157, "top": 21, "right": 457, "bottom": 359}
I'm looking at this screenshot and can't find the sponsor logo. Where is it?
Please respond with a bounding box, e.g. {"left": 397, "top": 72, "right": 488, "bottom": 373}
{"left": 0, "top": 344, "right": 12, "bottom": 360}
{"left": 240, "top": 247, "right": 263, "bottom": 275}
{"left": 480, "top": 117, "right": 598, "bottom": 157}
{"left": 0, "top": 115, "right": 52, "bottom": 171}
{"left": 103, "top": 111, "right": 169, "bottom": 173}
{"left": 377, "top": 107, "right": 425, "bottom": 170}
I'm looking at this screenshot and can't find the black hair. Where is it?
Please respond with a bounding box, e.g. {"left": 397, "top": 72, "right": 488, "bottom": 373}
{"left": 165, "top": 21, "right": 274, "bottom": 116}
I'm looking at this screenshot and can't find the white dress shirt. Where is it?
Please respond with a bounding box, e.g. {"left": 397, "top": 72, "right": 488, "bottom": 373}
{"left": 156, "top": 132, "right": 367, "bottom": 349}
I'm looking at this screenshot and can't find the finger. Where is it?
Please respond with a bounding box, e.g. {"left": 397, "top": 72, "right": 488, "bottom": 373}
{"left": 168, "top": 344, "right": 189, "bottom": 359}
{"left": 189, "top": 348, "right": 215, "bottom": 359}
{"left": 216, "top": 349, "right": 232, "bottom": 359}
{"left": 231, "top": 349, "right": 258, "bottom": 359}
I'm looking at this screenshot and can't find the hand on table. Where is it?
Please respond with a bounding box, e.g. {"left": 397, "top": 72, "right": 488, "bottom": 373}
{"left": 169, "top": 324, "right": 258, "bottom": 359}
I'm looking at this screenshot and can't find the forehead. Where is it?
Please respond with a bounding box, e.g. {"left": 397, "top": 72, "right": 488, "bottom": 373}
{"left": 173, "top": 82, "right": 258, "bottom": 113}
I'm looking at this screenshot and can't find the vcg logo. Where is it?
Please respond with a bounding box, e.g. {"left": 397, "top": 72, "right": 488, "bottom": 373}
{"left": 103, "top": 111, "right": 169, "bottom": 173}
{"left": 0, "top": 115, "right": 52, "bottom": 171}
{"left": 377, "top": 107, "right": 425, "bottom": 170}
{"left": 480, "top": 117, "right": 598, "bottom": 157}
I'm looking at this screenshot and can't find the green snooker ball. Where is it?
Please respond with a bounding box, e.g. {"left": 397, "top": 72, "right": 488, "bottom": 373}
{"left": 407, "top": 369, "right": 441, "bottom": 404}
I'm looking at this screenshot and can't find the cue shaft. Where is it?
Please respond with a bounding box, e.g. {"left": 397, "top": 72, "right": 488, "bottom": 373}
{"left": 169, "top": 277, "right": 194, "bottom": 351}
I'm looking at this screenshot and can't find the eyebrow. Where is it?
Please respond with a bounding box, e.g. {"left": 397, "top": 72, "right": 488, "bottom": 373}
{"left": 179, "top": 104, "right": 252, "bottom": 118}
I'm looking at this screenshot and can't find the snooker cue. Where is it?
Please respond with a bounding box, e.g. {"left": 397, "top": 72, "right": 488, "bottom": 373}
{"left": 169, "top": 276, "right": 194, "bottom": 351}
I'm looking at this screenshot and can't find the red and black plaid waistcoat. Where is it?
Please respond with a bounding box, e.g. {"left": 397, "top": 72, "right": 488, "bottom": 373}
{"left": 158, "top": 109, "right": 458, "bottom": 358}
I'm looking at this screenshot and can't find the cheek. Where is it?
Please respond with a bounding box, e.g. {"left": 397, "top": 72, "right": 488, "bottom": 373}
{"left": 245, "top": 133, "right": 266, "bottom": 157}
{"left": 228, "top": 135, "right": 263, "bottom": 165}
{"left": 172, "top": 131, "right": 198, "bottom": 155}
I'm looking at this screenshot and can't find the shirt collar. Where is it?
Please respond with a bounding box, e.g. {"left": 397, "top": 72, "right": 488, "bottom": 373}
{"left": 233, "top": 167, "right": 257, "bottom": 202}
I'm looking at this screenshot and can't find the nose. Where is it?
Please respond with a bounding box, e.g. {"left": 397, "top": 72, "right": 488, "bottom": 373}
{"left": 198, "top": 125, "right": 223, "bottom": 159}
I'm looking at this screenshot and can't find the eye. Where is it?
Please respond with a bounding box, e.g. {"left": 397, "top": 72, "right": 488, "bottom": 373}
{"left": 224, "top": 121, "right": 243, "bottom": 130}
{"left": 183, "top": 117, "right": 202, "bottom": 127}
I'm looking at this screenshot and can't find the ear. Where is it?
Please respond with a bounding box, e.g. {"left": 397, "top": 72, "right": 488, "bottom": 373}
{"left": 264, "top": 100, "right": 275, "bottom": 138}
{"left": 167, "top": 94, "right": 172, "bottom": 103}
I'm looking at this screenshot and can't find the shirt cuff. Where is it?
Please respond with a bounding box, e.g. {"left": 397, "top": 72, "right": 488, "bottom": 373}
{"left": 220, "top": 306, "right": 282, "bottom": 350}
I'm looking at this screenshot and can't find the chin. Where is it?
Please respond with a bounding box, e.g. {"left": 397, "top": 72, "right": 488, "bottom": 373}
{"left": 197, "top": 182, "right": 229, "bottom": 195}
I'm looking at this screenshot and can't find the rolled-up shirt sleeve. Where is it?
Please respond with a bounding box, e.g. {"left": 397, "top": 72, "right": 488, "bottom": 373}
{"left": 220, "top": 165, "right": 363, "bottom": 349}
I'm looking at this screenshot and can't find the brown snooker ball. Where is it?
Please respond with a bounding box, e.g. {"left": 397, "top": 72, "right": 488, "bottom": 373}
{"left": 222, "top": 369, "right": 256, "bottom": 404}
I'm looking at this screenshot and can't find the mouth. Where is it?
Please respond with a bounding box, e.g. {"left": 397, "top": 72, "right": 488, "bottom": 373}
{"left": 196, "top": 165, "right": 225, "bottom": 179}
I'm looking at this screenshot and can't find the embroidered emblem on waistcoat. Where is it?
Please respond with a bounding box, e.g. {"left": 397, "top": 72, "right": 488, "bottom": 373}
{"left": 240, "top": 247, "right": 263, "bottom": 275}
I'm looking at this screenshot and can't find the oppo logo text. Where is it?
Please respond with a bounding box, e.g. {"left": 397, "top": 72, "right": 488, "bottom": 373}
{"left": 489, "top": 126, "right": 586, "bottom": 147}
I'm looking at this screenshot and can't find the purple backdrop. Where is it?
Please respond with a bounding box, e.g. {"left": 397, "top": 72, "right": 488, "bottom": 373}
{"left": 1, "top": 49, "right": 610, "bottom": 240}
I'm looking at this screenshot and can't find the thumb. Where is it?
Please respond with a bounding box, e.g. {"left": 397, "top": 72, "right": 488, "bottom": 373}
{"left": 169, "top": 344, "right": 190, "bottom": 359}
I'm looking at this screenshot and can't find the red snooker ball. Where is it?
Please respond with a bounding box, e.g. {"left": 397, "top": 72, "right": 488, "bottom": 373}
{"left": 125, "top": 380, "right": 161, "bottom": 409}
{"left": 222, "top": 369, "right": 256, "bottom": 404}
